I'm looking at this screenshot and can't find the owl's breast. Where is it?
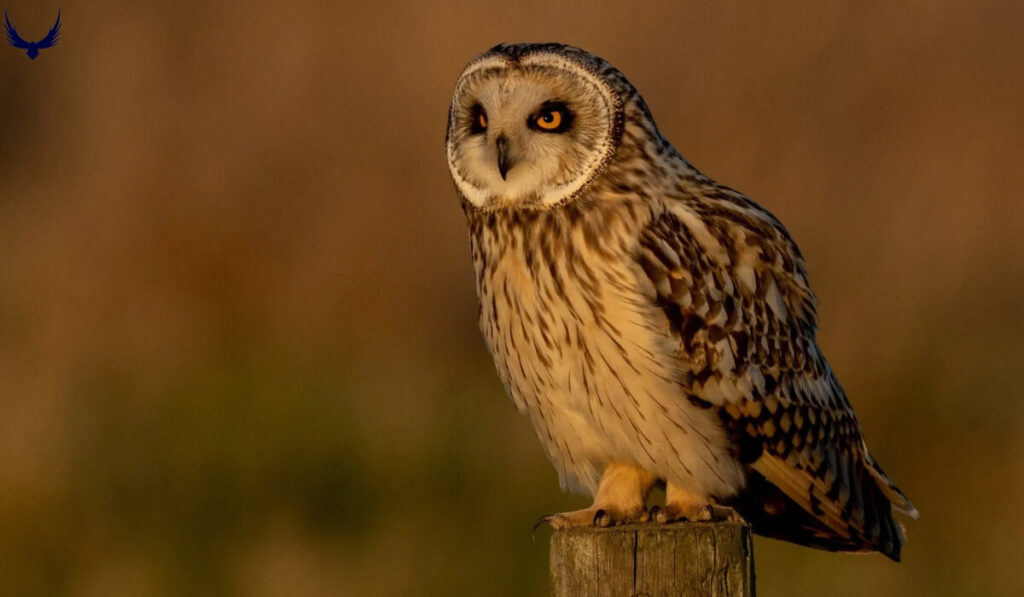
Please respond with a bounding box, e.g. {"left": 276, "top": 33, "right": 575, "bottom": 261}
{"left": 467, "top": 209, "right": 743, "bottom": 497}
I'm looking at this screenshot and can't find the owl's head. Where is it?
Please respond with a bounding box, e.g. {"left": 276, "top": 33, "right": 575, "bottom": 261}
{"left": 447, "top": 43, "right": 655, "bottom": 211}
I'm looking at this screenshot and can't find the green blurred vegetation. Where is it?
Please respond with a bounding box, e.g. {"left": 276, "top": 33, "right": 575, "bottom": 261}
{"left": 1, "top": 1, "right": 1023, "bottom": 595}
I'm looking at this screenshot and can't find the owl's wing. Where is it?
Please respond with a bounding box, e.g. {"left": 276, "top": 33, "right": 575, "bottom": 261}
{"left": 637, "top": 189, "right": 917, "bottom": 559}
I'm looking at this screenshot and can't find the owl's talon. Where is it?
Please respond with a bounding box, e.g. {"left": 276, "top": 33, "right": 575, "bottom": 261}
{"left": 707, "top": 505, "right": 744, "bottom": 523}
{"left": 533, "top": 515, "right": 553, "bottom": 534}
{"left": 651, "top": 505, "right": 669, "bottom": 524}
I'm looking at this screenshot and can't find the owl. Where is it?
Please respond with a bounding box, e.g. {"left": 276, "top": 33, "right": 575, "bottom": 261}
{"left": 446, "top": 43, "right": 917, "bottom": 560}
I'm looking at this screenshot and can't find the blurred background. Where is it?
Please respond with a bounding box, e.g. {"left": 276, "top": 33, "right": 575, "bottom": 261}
{"left": 1, "top": 1, "right": 1021, "bottom": 595}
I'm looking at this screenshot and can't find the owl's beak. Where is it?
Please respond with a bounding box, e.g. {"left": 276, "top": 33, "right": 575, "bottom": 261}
{"left": 495, "top": 134, "right": 515, "bottom": 180}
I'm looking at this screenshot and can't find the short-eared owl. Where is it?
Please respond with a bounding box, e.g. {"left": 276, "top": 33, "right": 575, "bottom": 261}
{"left": 446, "top": 43, "right": 917, "bottom": 560}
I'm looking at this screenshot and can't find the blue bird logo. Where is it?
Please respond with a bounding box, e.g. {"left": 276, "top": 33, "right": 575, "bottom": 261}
{"left": 5, "top": 7, "right": 60, "bottom": 60}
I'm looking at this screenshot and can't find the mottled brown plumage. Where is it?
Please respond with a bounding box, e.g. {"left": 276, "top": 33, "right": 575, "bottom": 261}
{"left": 447, "top": 42, "right": 917, "bottom": 560}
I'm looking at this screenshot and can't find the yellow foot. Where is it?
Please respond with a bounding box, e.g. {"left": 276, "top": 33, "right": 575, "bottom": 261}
{"left": 653, "top": 482, "right": 746, "bottom": 524}
{"left": 537, "top": 505, "right": 649, "bottom": 530}
{"left": 650, "top": 503, "right": 743, "bottom": 524}
{"left": 650, "top": 503, "right": 708, "bottom": 523}
{"left": 535, "top": 462, "right": 657, "bottom": 531}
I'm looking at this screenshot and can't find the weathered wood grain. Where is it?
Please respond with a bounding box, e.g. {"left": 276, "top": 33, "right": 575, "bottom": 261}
{"left": 550, "top": 522, "right": 754, "bottom": 597}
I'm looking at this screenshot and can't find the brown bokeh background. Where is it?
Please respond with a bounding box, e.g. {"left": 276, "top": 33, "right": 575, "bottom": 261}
{"left": 1, "top": 1, "right": 1022, "bottom": 595}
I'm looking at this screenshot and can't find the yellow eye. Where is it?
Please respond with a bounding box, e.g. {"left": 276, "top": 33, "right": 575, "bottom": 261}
{"left": 536, "top": 110, "right": 562, "bottom": 130}
{"left": 478, "top": 113, "right": 487, "bottom": 129}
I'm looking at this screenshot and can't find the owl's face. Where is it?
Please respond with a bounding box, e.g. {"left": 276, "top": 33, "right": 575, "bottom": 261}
{"left": 447, "top": 45, "right": 624, "bottom": 210}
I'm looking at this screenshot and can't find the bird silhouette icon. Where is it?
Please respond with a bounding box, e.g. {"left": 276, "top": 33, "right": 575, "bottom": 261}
{"left": 5, "top": 8, "right": 60, "bottom": 60}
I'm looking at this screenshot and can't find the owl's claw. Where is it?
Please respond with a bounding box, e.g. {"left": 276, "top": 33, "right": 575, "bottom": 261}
{"left": 594, "top": 509, "right": 613, "bottom": 527}
{"left": 650, "top": 505, "right": 670, "bottom": 524}
{"left": 708, "top": 505, "right": 745, "bottom": 523}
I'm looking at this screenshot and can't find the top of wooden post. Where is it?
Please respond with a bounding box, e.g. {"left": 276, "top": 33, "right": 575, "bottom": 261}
{"left": 549, "top": 521, "right": 755, "bottom": 597}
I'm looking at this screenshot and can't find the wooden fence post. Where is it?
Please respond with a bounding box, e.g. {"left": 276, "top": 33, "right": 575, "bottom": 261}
{"left": 549, "top": 522, "right": 755, "bottom": 597}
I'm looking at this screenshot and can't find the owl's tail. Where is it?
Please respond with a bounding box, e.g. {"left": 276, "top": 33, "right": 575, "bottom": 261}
{"left": 727, "top": 453, "right": 916, "bottom": 562}
{"left": 865, "top": 455, "right": 919, "bottom": 520}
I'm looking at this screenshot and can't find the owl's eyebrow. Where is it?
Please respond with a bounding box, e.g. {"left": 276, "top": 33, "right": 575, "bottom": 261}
{"left": 535, "top": 100, "right": 571, "bottom": 113}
